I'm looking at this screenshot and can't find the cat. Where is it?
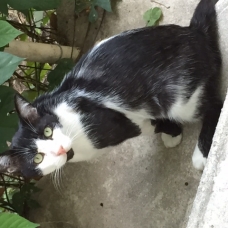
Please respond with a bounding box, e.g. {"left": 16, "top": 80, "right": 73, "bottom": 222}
{"left": 0, "top": 0, "right": 222, "bottom": 178}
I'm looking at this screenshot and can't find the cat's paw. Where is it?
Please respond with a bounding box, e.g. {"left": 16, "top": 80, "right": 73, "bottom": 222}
{"left": 192, "top": 144, "right": 207, "bottom": 171}
{"left": 161, "top": 133, "right": 182, "bottom": 148}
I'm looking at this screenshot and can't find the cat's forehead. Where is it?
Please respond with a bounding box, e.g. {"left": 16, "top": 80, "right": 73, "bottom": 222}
{"left": 35, "top": 113, "right": 59, "bottom": 128}
{"left": 11, "top": 114, "right": 60, "bottom": 148}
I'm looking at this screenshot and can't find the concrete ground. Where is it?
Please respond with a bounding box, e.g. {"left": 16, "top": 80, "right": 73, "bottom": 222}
{"left": 29, "top": 1, "right": 204, "bottom": 227}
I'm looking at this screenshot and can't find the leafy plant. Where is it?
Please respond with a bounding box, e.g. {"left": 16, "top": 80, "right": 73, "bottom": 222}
{"left": 143, "top": 7, "right": 162, "bottom": 26}
{"left": 0, "top": 174, "right": 42, "bottom": 214}
{"left": 0, "top": 212, "right": 39, "bottom": 228}
{"left": 0, "top": 0, "right": 112, "bottom": 226}
{"left": 0, "top": 0, "right": 112, "bottom": 153}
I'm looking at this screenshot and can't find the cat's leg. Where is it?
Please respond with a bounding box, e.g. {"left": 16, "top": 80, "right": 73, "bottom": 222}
{"left": 192, "top": 102, "right": 223, "bottom": 171}
{"left": 153, "top": 119, "right": 182, "bottom": 148}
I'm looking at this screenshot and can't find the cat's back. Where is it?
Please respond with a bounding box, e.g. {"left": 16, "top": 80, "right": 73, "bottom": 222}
{"left": 61, "top": 24, "right": 212, "bottom": 95}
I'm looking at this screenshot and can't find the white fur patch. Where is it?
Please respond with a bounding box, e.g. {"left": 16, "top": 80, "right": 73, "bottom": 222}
{"left": 161, "top": 133, "right": 182, "bottom": 148}
{"left": 0, "top": 156, "right": 9, "bottom": 167}
{"left": 77, "top": 36, "right": 115, "bottom": 78}
{"left": 192, "top": 143, "right": 207, "bottom": 171}
{"left": 104, "top": 100, "right": 154, "bottom": 132}
{"left": 36, "top": 101, "right": 110, "bottom": 175}
{"left": 168, "top": 86, "right": 202, "bottom": 122}
{"left": 54, "top": 102, "right": 109, "bottom": 162}
{"left": 36, "top": 127, "right": 72, "bottom": 175}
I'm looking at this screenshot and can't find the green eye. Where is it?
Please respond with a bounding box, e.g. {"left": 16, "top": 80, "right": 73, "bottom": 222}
{"left": 44, "top": 127, "right": 52, "bottom": 137}
{"left": 34, "top": 153, "right": 44, "bottom": 164}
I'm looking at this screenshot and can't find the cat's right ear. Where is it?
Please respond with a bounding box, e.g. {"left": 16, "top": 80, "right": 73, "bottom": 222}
{"left": 14, "top": 93, "right": 39, "bottom": 122}
{"left": 0, "top": 151, "right": 19, "bottom": 174}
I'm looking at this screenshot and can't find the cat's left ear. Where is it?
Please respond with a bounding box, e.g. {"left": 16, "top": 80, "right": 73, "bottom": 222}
{"left": 0, "top": 151, "right": 19, "bottom": 174}
{"left": 14, "top": 93, "right": 39, "bottom": 122}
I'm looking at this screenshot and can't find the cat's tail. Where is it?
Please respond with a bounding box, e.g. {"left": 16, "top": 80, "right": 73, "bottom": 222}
{"left": 190, "top": 0, "right": 219, "bottom": 45}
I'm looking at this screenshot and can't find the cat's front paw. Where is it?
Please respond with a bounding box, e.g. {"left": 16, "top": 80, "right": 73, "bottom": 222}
{"left": 161, "top": 133, "right": 182, "bottom": 148}
{"left": 192, "top": 144, "right": 207, "bottom": 171}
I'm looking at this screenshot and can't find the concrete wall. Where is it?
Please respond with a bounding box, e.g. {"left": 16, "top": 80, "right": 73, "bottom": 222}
{"left": 187, "top": 0, "right": 228, "bottom": 227}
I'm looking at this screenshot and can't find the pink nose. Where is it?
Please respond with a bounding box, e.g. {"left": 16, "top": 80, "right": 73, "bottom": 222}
{"left": 56, "top": 146, "right": 66, "bottom": 156}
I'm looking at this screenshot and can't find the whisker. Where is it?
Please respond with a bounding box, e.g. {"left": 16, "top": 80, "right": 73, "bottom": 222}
{"left": 23, "top": 118, "right": 37, "bottom": 134}
{"left": 71, "top": 131, "right": 84, "bottom": 141}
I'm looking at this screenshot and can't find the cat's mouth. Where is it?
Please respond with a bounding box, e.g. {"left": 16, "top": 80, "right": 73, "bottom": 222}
{"left": 55, "top": 146, "right": 74, "bottom": 161}
{"left": 66, "top": 148, "right": 74, "bottom": 161}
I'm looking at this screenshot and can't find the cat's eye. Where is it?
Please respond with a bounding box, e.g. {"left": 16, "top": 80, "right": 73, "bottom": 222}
{"left": 44, "top": 127, "right": 52, "bottom": 137}
{"left": 34, "top": 153, "right": 44, "bottom": 164}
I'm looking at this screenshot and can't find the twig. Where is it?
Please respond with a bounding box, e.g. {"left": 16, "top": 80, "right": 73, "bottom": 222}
{"left": 0, "top": 205, "right": 15, "bottom": 213}
{"left": 1, "top": 173, "right": 24, "bottom": 182}
{"left": 71, "top": 0, "right": 77, "bottom": 60}
{"left": 19, "top": 64, "right": 53, "bottom": 71}
{"left": 151, "top": 0, "right": 170, "bottom": 9}
{"left": 16, "top": 68, "right": 48, "bottom": 89}
{"left": 0, "top": 182, "right": 22, "bottom": 188}
{"left": 0, "top": 174, "right": 11, "bottom": 206}
{"left": 93, "top": 10, "right": 106, "bottom": 45}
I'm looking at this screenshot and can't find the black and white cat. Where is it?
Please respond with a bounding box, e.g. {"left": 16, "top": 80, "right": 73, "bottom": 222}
{"left": 0, "top": 0, "right": 222, "bottom": 178}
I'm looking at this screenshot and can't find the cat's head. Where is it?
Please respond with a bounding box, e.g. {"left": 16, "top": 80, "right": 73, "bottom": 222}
{"left": 0, "top": 94, "right": 74, "bottom": 178}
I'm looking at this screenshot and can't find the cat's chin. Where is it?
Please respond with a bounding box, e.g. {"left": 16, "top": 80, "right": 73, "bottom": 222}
{"left": 67, "top": 149, "right": 74, "bottom": 161}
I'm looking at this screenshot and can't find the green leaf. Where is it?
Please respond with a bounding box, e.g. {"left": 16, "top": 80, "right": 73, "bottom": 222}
{"left": 40, "top": 63, "right": 51, "bottom": 81}
{"left": 12, "top": 192, "right": 25, "bottom": 215}
{"left": 42, "top": 10, "right": 54, "bottom": 26}
{"left": 24, "top": 62, "right": 36, "bottom": 77}
{"left": 34, "top": 11, "right": 44, "bottom": 27}
{"left": 0, "top": 0, "right": 8, "bottom": 15}
{"left": 0, "top": 16, "right": 7, "bottom": 20}
{"left": 47, "top": 58, "right": 74, "bottom": 91}
{"left": 75, "top": 0, "right": 90, "bottom": 14}
{"left": 21, "top": 90, "right": 38, "bottom": 102}
{"left": 19, "top": 34, "right": 28, "bottom": 41}
{"left": 147, "top": 19, "right": 157, "bottom": 26}
{"left": 143, "top": 7, "right": 162, "bottom": 26}
{"left": 0, "top": 21, "right": 23, "bottom": 47}
{"left": 17, "top": 183, "right": 41, "bottom": 209}
{"left": 0, "top": 52, "right": 24, "bottom": 85}
{"left": 93, "top": 0, "right": 112, "bottom": 12}
{"left": 20, "top": 183, "right": 38, "bottom": 197}
{"left": 42, "top": 14, "right": 50, "bottom": 26}
{"left": 89, "top": 6, "right": 98, "bottom": 23}
{"left": 8, "top": 0, "right": 61, "bottom": 11}
{"left": 88, "top": 0, "right": 112, "bottom": 23}
{"left": 0, "top": 86, "right": 18, "bottom": 152}
{"left": 0, "top": 213, "right": 40, "bottom": 228}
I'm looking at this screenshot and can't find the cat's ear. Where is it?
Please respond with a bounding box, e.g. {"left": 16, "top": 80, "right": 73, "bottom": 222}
{"left": 0, "top": 151, "right": 19, "bottom": 174}
{"left": 14, "top": 93, "right": 39, "bottom": 122}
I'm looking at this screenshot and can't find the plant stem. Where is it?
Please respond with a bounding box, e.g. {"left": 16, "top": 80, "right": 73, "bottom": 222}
{"left": 0, "top": 205, "right": 15, "bottom": 213}
{"left": 0, "top": 175, "right": 11, "bottom": 206}
{"left": 19, "top": 64, "right": 53, "bottom": 71}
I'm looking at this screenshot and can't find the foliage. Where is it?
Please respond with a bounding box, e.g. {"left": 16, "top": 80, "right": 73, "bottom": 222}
{"left": 0, "top": 174, "right": 42, "bottom": 214}
{"left": 0, "top": 86, "right": 18, "bottom": 152}
{"left": 0, "top": 0, "right": 112, "bottom": 150}
{"left": 0, "top": 212, "right": 39, "bottom": 228}
{"left": 89, "top": 0, "right": 112, "bottom": 22}
{"left": 143, "top": 7, "right": 162, "bottom": 26}
{"left": 0, "top": 53, "right": 24, "bottom": 85}
{"left": 47, "top": 58, "right": 75, "bottom": 91}
{"left": 0, "top": 20, "right": 22, "bottom": 47}
{"left": 1, "top": 0, "right": 112, "bottom": 22}
{"left": 74, "top": 0, "right": 112, "bottom": 22}
{"left": 0, "top": 0, "right": 112, "bottom": 226}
